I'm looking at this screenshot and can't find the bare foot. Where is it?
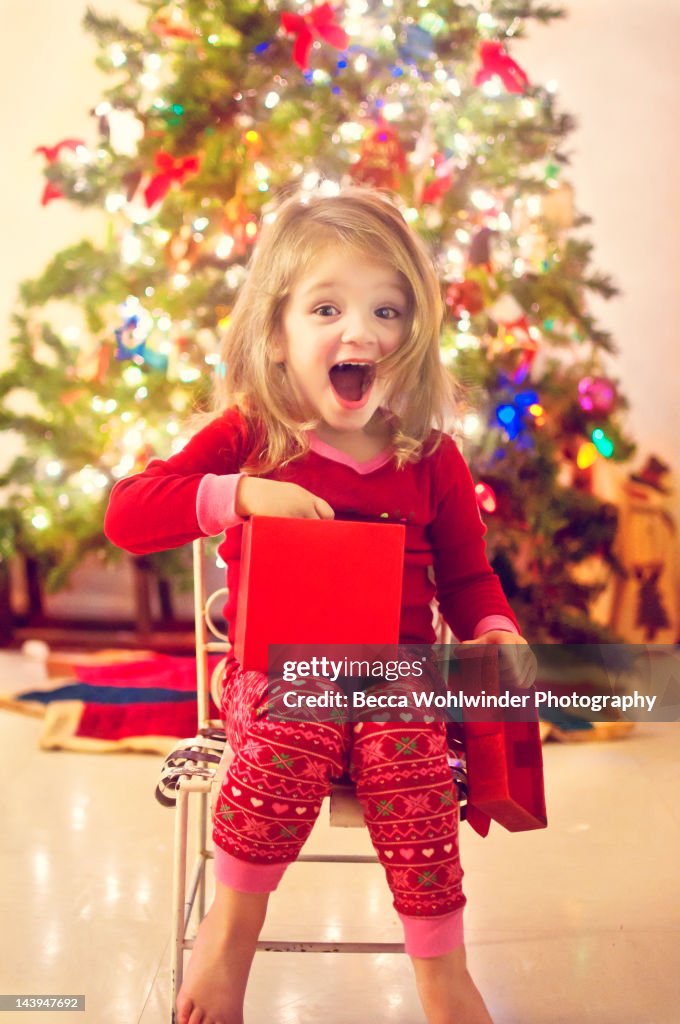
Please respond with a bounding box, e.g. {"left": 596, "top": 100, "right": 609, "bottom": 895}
{"left": 176, "top": 886, "right": 268, "bottom": 1024}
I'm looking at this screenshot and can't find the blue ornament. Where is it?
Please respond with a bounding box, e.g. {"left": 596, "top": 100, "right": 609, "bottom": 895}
{"left": 514, "top": 390, "right": 539, "bottom": 409}
{"left": 495, "top": 403, "right": 522, "bottom": 440}
{"left": 114, "top": 313, "right": 168, "bottom": 371}
{"left": 115, "top": 316, "right": 146, "bottom": 361}
{"left": 142, "top": 347, "right": 169, "bottom": 372}
{"left": 398, "top": 24, "right": 434, "bottom": 64}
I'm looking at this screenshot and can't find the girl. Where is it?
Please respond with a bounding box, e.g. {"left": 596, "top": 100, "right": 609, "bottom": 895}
{"left": 105, "top": 186, "right": 531, "bottom": 1024}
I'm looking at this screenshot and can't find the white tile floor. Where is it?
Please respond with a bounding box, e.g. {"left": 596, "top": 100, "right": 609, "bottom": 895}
{"left": 1, "top": 649, "right": 679, "bottom": 1024}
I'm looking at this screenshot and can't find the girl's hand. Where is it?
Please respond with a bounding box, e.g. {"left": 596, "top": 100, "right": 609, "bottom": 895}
{"left": 236, "top": 476, "right": 335, "bottom": 520}
{"left": 455, "top": 631, "right": 537, "bottom": 689}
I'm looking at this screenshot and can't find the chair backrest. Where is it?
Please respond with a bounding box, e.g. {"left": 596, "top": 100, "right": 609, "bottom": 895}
{"left": 193, "top": 537, "right": 230, "bottom": 731}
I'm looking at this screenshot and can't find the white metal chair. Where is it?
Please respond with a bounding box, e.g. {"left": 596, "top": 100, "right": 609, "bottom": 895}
{"left": 156, "top": 538, "right": 468, "bottom": 1022}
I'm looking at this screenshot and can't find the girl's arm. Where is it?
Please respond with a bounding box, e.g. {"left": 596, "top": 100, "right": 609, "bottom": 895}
{"left": 104, "top": 409, "right": 334, "bottom": 555}
{"left": 104, "top": 411, "right": 247, "bottom": 555}
{"left": 429, "top": 436, "right": 521, "bottom": 642}
{"left": 429, "top": 439, "right": 536, "bottom": 688}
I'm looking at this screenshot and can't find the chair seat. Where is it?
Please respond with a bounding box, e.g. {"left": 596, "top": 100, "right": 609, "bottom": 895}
{"left": 329, "top": 780, "right": 367, "bottom": 827}
{"left": 156, "top": 729, "right": 369, "bottom": 827}
{"left": 156, "top": 731, "right": 469, "bottom": 827}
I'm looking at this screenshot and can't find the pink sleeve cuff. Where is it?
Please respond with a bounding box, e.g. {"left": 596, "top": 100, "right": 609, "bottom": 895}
{"left": 196, "top": 473, "right": 247, "bottom": 536}
{"left": 473, "top": 614, "right": 519, "bottom": 638}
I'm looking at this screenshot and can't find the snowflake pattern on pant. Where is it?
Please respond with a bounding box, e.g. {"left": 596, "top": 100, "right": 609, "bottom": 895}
{"left": 213, "top": 659, "right": 465, "bottom": 918}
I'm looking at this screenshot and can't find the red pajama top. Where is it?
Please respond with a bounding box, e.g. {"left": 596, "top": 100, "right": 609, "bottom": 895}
{"left": 104, "top": 407, "right": 519, "bottom": 643}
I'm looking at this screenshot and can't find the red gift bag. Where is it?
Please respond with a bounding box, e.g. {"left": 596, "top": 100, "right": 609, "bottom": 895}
{"left": 459, "top": 649, "right": 548, "bottom": 834}
{"left": 464, "top": 719, "right": 547, "bottom": 832}
{"left": 234, "top": 516, "right": 405, "bottom": 672}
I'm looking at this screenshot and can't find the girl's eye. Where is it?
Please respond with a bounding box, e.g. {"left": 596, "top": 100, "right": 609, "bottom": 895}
{"left": 312, "top": 305, "right": 401, "bottom": 319}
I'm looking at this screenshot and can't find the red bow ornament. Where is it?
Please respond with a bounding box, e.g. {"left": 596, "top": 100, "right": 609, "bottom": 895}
{"left": 499, "top": 314, "right": 540, "bottom": 382}
{"left": 474, "top": 41, "right": 529, "bottom": 94}
{"left": 143, "top": 150, "right": 201, "bottom": 207}
{"left": 35, "top": 138, "right": 86, "bottom": 205}
{"left": 420, "top": 152, "right": 456, "bottom": 205}
{"left": 35, "top": 138, "right": 85, "bottom": 163}
{"left": 280, "top": 3, "right": 349, "bottom": 71}
{"left": 493, "top": 303, "right": 539, "bottom": 383}
{"left": 446, "top": 278, "right": 486, "bottom": 318}
{"left": 40, "top": 182, "right": 65, "bottom": 206}
{"left": 149, "top": 6, "right": 196, "bottom": 41}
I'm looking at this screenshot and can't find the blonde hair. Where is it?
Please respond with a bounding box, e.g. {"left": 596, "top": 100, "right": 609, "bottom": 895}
{"left": 208, "top": 185, "right": 457, "bottom": 472}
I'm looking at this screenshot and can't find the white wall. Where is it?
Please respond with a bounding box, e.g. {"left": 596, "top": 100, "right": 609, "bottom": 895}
{"left": 2, "top": 0, "right": 679, "bottom": 508}
{"left": 0, "top": 0, "right": 138, "bottom": 343}
{"left": 514, "top": 0, "right": 680, "bottom": 511}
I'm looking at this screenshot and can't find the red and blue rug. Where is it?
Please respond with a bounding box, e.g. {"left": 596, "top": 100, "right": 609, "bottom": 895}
{"left": 0, "top": 652, "right": 221, "bottom": 754}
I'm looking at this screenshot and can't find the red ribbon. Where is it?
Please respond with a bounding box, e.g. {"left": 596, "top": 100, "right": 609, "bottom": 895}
{"left": 149, "top": 15, "right": 195, "bottom": 40}
{"left": 502, "top": 317, "right": 539, "bottom": 383}
{"left": 143, "top": 151, "right": 201, "bottom": 207}
{"left": 35, "top": 139, "right": 85, "bottom": 204}
{"left": 35, "top": 139, "right": 85, "bottom": 164}
{"left": 474, "top": 41, "right": 529, "bottom": 95}
{"left": 280, "top": 3, "right": 349, "bottom": 71}
{"left": 41, "top": 181, "right": 65, "bottom": 206}
{"left": 421, "top": 153, "right": 455, "bottom": 205}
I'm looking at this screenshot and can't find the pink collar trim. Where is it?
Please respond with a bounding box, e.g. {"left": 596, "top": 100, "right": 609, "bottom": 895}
{"left": 307, "top": 433, "right": 393, "bottom": 475}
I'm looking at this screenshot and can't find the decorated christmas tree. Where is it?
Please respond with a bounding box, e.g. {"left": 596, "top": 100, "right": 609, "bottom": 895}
{"left": 0, "top": 0, "right": 635, "bottom": 641}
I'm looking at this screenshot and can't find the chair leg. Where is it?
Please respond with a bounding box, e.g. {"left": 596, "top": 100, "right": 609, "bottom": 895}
{"left": 197, "top": 790, "right": 208, "bottom": 922}
{"left": 170, "top": 786, "right": 190, "bottom": 1023}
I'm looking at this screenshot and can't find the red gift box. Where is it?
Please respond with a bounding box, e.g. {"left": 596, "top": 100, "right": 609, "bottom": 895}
{"left": 234, "top": 516, "right": 405, "bottom": 672}
{"left": 459, "top": 650, "right": 548, "bottom": 834}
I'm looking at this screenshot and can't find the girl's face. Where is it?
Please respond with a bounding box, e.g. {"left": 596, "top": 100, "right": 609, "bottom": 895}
{"left": 274, "top": 247, "right": 408, "bottom": 440}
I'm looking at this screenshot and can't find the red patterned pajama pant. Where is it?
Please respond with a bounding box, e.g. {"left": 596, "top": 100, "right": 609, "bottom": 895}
{"left": 212, "top": 662, "right": 465, "bottom": 956}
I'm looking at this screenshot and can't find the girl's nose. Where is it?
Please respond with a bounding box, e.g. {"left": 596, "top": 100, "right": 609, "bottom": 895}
{"left": 340, "top": 310, "right": 378, "bottom": 344}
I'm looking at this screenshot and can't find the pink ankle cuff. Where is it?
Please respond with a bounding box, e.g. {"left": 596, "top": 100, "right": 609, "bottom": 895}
{"left": 398, "top": 907, "right": 465, "bottom": 957}
{"left": 213, "top": 847, "right": 289, "bottom": 893}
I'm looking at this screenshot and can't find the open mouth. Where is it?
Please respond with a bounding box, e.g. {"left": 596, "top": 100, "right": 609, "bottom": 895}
{"left": 328, "top": 362, "right": 376, "bottom": 406}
